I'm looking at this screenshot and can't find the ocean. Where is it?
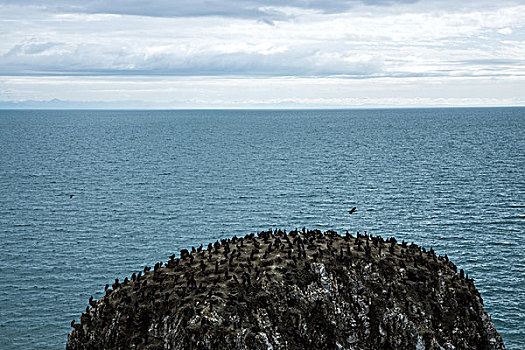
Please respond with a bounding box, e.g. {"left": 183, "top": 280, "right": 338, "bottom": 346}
{"left": 0, "top": 108, "right": 523, "bottom": 349}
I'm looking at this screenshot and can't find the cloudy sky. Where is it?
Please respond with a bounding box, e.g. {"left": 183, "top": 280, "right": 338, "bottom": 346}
{"left": 1, "top": 0, "right": 524, "bottom": 108}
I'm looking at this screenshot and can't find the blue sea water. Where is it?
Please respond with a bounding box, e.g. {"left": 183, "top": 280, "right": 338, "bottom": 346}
{"left": 0, "top": 108, "right": 523, "bottom": 349}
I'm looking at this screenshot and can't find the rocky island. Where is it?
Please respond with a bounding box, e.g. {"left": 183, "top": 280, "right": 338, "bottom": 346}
{"left": 67, "top": 229, "right": 505, "bottom": 349}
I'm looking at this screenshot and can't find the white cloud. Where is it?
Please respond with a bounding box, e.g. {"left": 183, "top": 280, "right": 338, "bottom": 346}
{"left": 2, "top": 4, "right": 524, "bottom": 76}
{"left": 498, "top": 27, "right": 513, "bottom": 35}
{"left": 0, "top": 0, "right": 524, "bottom": 107}
{"left": 2, "top": 75, "right": 524, "bottom": 108}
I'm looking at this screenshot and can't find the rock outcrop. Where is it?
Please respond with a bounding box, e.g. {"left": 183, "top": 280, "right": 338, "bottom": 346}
{"left": 67, "top": 229, "right": 505, "bottom": 349}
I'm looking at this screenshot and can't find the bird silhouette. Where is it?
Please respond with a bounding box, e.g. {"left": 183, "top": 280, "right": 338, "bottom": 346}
{"left": 348, "top": 207, "right": 357, "bottom": 214}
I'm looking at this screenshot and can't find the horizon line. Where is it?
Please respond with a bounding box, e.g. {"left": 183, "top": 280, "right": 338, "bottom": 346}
{"left": 1, "top": 106, "right": 524, "bottom": 111}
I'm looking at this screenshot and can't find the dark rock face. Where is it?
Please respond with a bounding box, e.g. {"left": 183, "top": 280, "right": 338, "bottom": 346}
{"left": 67, "top": 229, "right": 505, "bottom": 349}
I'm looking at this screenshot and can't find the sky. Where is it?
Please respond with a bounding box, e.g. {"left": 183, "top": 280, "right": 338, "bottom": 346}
{"left": 0, "top": 0, "right": 524, "bottom": 108}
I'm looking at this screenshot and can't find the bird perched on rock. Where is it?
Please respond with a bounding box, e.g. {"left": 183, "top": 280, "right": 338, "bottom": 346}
{"left": 67, "top": 228, "right": 505, "bottom": 350}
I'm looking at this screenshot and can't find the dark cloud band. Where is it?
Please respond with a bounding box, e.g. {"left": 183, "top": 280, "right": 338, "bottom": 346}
{"left": 0, "top": 0, "right": 419, "bottom": 18}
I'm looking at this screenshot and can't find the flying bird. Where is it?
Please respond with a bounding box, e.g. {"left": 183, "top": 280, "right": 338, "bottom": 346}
{"left": 348, "top": 207, "right": 357, "bottom": 214}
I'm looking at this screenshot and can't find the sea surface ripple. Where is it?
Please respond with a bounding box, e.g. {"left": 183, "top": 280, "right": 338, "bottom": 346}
{"left": 0, "top": 108, "right": 523, "bottom": 349}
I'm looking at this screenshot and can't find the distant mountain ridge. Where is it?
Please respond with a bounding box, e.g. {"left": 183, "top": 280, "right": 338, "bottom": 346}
{"left": 0, "top": 99, "right": 157, "bottom": 109}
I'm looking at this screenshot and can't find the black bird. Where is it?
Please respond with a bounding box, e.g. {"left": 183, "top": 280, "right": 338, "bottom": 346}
{"left": 71, "top": 320, "right": 81, "bottom": 330}
{"left": 70, "top": 194, "right": 74, "bottom": 199}
{"left": 348, "top": 207, "right": 357, "bottom": 214}
{"left": 89, "top": 296, "right": 96, "bottom": 308}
